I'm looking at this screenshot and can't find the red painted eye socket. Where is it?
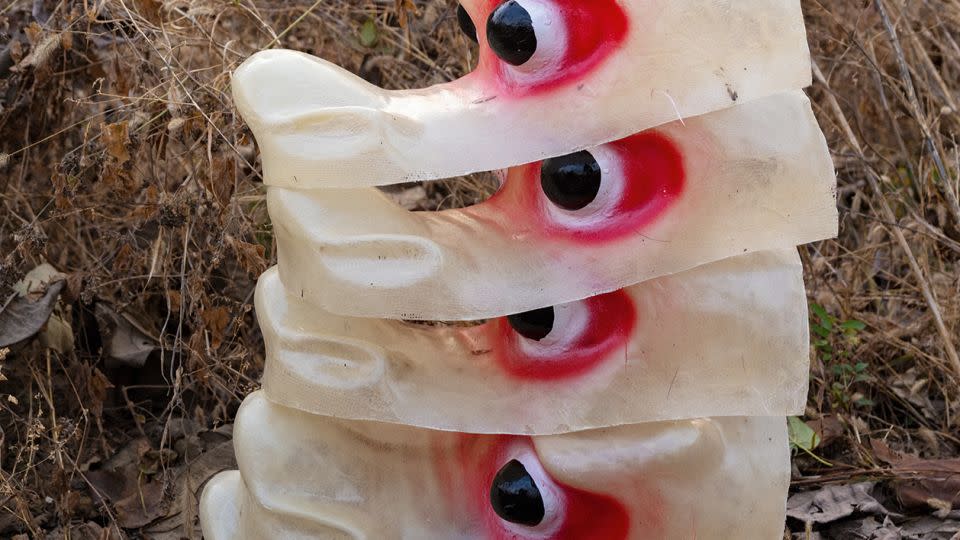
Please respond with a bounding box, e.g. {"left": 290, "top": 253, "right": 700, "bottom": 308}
{"left": 451, "top": 436, "right": 631, "bottom": 540}
{"left": 489, "top": 289, "right": 637, "bottom": 381}
{"left": 466, "top": 0, "right": 629, "bottom": 96}
{"left": 478, "top": 131, "right": 686, "bottom": 245}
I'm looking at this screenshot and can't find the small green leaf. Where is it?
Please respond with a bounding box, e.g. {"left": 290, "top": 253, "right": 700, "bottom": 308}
{"left": 811, "top": 303, "right": 833, "bottom": 330}
{"left": 359, "top": 19, "right": 379, "bottom": 48}
{"left": 788, "top": 416, "right": 821, "bottom": 451}
{"left": 813, "top": 325, "right": 831, "bottom": 339}
{"left": 788, "top": 417, "right": 832, "bottom": 466}
{"left": 841, "top": 320, "right": 866, "bottom": 331}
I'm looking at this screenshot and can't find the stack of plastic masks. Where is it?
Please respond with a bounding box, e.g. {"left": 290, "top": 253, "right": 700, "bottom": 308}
{"left": 201, "top": 1, "right": 838, "bottom": 538}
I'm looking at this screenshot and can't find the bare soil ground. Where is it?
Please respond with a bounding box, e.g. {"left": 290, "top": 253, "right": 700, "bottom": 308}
{"left": 0, "top": 1, "right": 958, "bottom": 538}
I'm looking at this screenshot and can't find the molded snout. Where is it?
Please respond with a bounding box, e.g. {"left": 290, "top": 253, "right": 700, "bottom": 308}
{"left": 271, "top": 334, "right": 388, "bottom": 390}
{"left": 233, "top": 50, "right": 384, "bottom": 118}
{"left": 232, "top": 50, "right": 422, "bottom": 174}
{"left": 317, "top": 234, "right": 444, "bottom": 288}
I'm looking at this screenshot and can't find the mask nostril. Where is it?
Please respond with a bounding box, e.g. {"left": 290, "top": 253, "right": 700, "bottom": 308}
{"left": 487, "top": 1, "right": 537, "bottom": 66}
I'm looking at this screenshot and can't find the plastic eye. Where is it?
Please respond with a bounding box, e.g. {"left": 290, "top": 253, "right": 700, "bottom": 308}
{"left": 486, "top": 1, "right": 537, "bottom": 66}
{"left": 539, "top": 144, "right": 624, "bottom": 225}
{"left": 530, "top": 133, "right": 686, "bottom": 242}
{"left": 492, "top": 291, "right": 636, "bottom": 381}
{"left": 490, "top": 459, "right": 546, "bottom": 526}
{"left": 507, "top": 307, "right": 554, "bottom": 341}
{"left": 457, "top": 4, "right": 478, "bottom": 43}
{"left": 477, "top": 0, "right": 627, "bottom": 94}
{"left": 540, "top": 150, "right": 602, "bottom": 211}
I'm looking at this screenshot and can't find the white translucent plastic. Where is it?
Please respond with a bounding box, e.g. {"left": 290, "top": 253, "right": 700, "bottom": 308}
{"left": 257, "top": 249, "right": 810, "bottom": 434}
{"left": 270, "top": 91, "right": 837, "bottom": 320}
{"left": 231, "top": 0, "right": 812, "bottom": 187}
{"left": 200, "top": 392, "right": 790, "bottom": 540}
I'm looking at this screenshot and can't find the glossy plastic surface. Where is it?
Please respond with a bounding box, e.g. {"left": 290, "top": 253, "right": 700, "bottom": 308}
{"left": 258, "top": 249, "right": 809, "bottom": 434}
{"left": 270, "top": 91, "right": 837, "bottom": 320}
{"left": 200, "top": 392, "right": 790, "bottom": 540}
{"left": 232, "top": 0, "right": 812, "bottom": 187}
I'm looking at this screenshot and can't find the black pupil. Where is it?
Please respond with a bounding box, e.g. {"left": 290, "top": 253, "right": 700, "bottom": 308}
{"left": 457, "top": 4, "right": 478, "bottom": 43}
{"left": 540, "top": 150, "right": 602, "bottom": 211}
{"left": 507, "top": 307, "right": 554, "bottom": 341}
{"left": 486, "top": 1, "right": 537, "bottom": 66}
{"left": 490, "top": 459, "right": 545, "bottom": 526}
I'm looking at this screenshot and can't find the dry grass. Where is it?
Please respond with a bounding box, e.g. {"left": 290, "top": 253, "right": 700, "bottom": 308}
{"left": 0, "top": 0, "right": 957, "bottom": 537}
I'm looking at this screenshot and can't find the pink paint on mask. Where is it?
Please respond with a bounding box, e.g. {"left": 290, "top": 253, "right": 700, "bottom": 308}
{"left": 489, "top": 289, "right": 637, "bottom": 381}
{"left": 441, "top": 435, "right": 634, "bottom": 539}
{"left": 476, "top": 131, "right": 686, "bottom": 244}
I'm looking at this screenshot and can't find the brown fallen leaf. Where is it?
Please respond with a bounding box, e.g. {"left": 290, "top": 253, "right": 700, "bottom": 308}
{"left": 95, "top": 304, "right": 157, "bottom": 368}
{"left": 0, "top": 264, "right": 66, "bottom": 347}
{"left": 101, "top": 122, "right": 131, "bottom": 165}
{"left": 872, "top": 439, "right": 960, "bottom": 513}
{"left": 200, "top": 306, "right": 231, "bottom": 349}
{"left": 787, "top": 482, "right": 895, "bottom": 525}
{"left": 86, "top": 429, "right": 235, "bottom": 538}
{"left": 807, "top": 414, "right": 845, "bottom": 448}
{"left": 10, "top": 32, "right": 61, "bottom": 72}
{"left": 227, "top": 236, "right": 266, "bottom": 278}
{"left": 113, "top": 476, "right": 169, "bottom": 529}
{"left": 142, "top": 437, "right": 236, "bottom": 540}
{"left": 41, "top": 521, "right": 122, "bottom": 540}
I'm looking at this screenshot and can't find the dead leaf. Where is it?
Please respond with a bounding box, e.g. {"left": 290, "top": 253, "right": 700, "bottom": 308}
{"left": 893, "top": 459, "right": 960, "bottom": 513}
{"left": 890, "top": 369, "right": 938, "bottom": 420}
{"left": 95, "top": 304, "right": 157, "bottom": 368}
{"left": 87, "top": 438, "right": 151, "bottom": 502}
{"left": 209, "top": 155, "right": 236, "bottom": 208}
{"left": 40, "top": 313, "right": 74, "bottom": 354}
{"left": 42, "top": 521, "right": 122, "bottom": 540}
{"left": 135, "top": 0, "right": 163, "bottom": 22}
{"left": 102, "top": 122, "right": 131, "bottom": 165}
{"left": 113, "top": 478, "right": 169, "bottom": 529}
{"left": 166, "top": 290, "right": 182, "bottom": 314}
{"left": 0, "top": 280, "right": 64, "bottom": 347}
{"left": 227, "top": 236, "right": 266, "bottom": 278}
{"left": 873, "top": 439, "right": 960, "bottom": 512}
{"left": 12, "top": 263, "right": 65, "bottom": 297}
{"left": 86, "top": 366, "right": 114, "bottom": 418}
{"left": 87, "top": 430, "right": 235, "bottom": 539}
{"left": 787, "top": 482, "right": 895, "bottom": 525}
{"left": 899, "top": 514, "right": 960, "bottom": 538}
{"left": 201, "top": 306, "right": 231, "bottom": 349}
{"left": 142, "top": 438, "right": 236, "bottom": 540}
{"left": 394, "top": 0, "right": 416, "bottom": 27}
{"left": 822, "top": 515, "right": 902, "bottom": 540}
{"left": 807, "top": 415, "right": 845, "bottom": 447}
{"left": 11, "top": 33, "right": 61, "bottom": 72}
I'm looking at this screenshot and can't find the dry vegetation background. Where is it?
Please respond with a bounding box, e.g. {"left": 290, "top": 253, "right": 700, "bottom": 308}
{"left": 0, "top": 0, "right": 958, "bottom": 538}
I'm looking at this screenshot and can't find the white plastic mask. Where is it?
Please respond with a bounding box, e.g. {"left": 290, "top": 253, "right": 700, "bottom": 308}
{"left": 231, "top": 1, "right": 813, "bottom": 187}
{"left": 201, "top": 393, "right": 789, "bottom": 540}
{"left": 269, "top": 91, "right": 836, "bottom": 320}
{"left": 257, "top": 249, "right": 808, "bottom": 434}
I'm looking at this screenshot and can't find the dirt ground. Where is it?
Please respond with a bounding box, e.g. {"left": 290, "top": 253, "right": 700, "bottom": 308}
{"left": 1, "top": 0, "right": 959, "bottom": 538}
